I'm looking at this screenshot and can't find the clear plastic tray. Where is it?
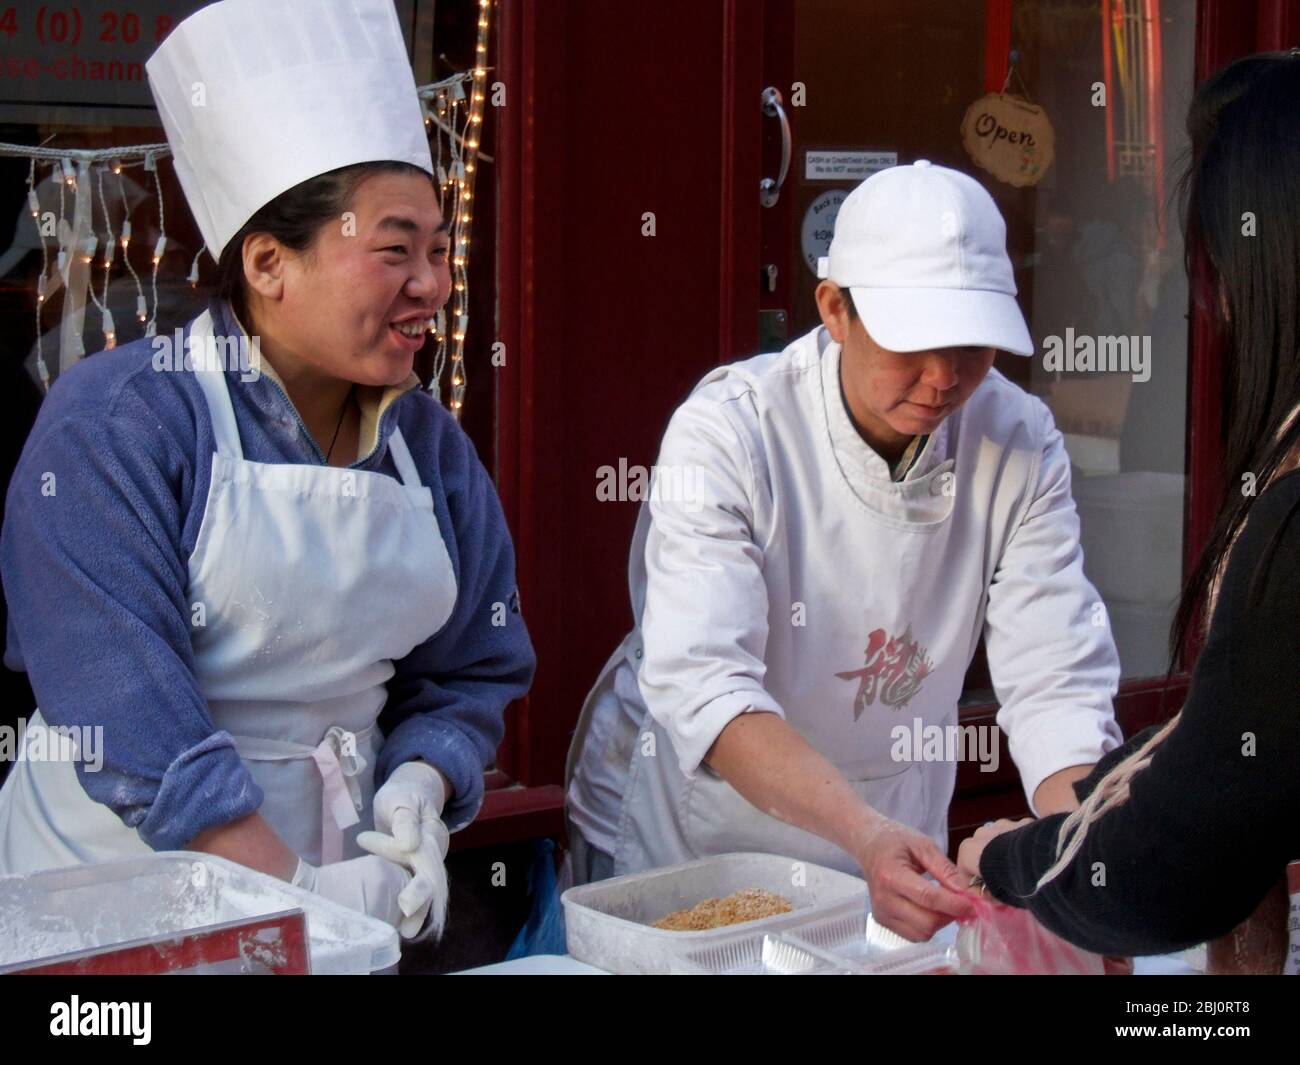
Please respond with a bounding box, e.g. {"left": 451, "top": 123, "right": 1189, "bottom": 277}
{"left": 778, "top": 908, "right": 959, "bottom": 975}
{"left": 678, "top": 933, "right": 860, "bottom": 975}
{"left": 0, "top": 851, "right": 399, "bottom": 975}
{"left": 561, "top": 851, "right": 869, "bottom": 975}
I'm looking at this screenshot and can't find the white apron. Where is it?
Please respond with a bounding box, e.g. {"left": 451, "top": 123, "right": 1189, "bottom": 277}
{"left": 569, "top": 504, "right": 966, "bottom": 878}
{"left": 0, "top": 309, "right": 457, "bottom": 874}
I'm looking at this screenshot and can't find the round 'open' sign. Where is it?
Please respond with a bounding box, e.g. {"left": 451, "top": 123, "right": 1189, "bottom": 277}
{"left": 960, "top": 93, "right": 1056, "bottom": 188}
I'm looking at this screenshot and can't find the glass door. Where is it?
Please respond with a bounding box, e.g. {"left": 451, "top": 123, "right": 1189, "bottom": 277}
{"left": 758, "top": 0, "right": 1197, "bottom": 686}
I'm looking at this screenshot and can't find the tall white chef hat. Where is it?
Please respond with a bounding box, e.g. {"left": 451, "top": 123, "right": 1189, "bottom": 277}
{"left": 146, "top": 0, "right": 434, "bottom": 263}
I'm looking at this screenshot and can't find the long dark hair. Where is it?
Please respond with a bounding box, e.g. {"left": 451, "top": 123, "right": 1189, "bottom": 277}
{"left": 215, "top": 161, "right": 433, "bottom": 325}
{"left": 1170, "top": 50, "right": 1300, "bottom": 668}
{"left": 1034, "top": 50, "right": 1300, "bottom": 890}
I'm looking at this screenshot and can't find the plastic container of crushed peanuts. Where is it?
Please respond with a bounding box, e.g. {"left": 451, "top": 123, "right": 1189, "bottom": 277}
{"left": 561, "top": 852, "right": 868, "bottom": 975}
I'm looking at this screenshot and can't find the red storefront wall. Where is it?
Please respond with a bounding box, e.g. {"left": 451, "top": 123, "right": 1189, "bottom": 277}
{"left": 455, "top": 0, "right": 1300, "bottom": 853}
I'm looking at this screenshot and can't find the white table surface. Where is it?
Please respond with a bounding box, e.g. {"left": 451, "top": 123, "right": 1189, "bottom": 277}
{"left": 454, "top": 954, "right": 608, "bottom": 975}
{"left": 454, "top": 948, "right": 1205, "bottom": 976}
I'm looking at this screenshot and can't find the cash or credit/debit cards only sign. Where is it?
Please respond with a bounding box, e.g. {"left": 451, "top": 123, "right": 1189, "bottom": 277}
{"left": 804, "top": 150, "right": 897, "bottom": 182}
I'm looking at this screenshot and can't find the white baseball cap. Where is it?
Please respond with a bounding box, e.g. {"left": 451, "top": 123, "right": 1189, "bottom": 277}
{"left": 817, "top": 160, "right": 1033, "bottom": 356}
{"left": 147, "top": 0, "right": 433, "bottom": 263}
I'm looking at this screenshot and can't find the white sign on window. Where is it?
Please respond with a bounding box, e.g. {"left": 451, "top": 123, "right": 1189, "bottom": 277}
{"left": 804, "top": 150, "right": 897, "bottom": 182}
{"left": 0, "top": 0, "right": 417, "bottom": 125}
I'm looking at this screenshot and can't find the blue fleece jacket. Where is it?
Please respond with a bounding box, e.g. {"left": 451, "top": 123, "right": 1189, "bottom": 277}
{"left": 1, "top": 298, "right": 535, "bottom": 849}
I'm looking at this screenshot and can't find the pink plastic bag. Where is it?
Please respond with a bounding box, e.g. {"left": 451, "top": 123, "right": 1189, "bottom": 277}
{"left": 955, "top": 894, "right": 1105, "bottom": 975}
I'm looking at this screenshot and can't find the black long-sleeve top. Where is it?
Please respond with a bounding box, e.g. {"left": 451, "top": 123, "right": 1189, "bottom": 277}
{"left": 979, "top": 470, "right": 1300, "bottom": 957}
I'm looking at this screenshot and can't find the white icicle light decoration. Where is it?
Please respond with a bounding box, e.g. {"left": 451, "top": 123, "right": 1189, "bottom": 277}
{"left": 0, "top": 141, "right": 169, "bottom": 388}
{"left": 1, "top": 40, "right": 489, "bottom": 408}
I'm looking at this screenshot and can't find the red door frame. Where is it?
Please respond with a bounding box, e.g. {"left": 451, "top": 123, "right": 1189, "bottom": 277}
{"left": 455, "top": 0, "right": 568, "bottom": 849}
{"left": 460, "top": 0, "right": 764, "bottom": 848}
{"left": 458, "top": 0, "right": 1297, "bottom": 852}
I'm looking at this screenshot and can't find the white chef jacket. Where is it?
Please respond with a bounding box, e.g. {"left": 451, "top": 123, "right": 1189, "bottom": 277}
{"left": 566, "top": 325, "right": 1121, "bottom": 875}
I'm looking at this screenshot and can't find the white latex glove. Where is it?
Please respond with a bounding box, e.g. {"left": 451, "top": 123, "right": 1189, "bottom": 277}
{"left": 291, "top": 853, "right": 413, "bottom": 932}
{"left": 358, "top": 761, "right": 451, "bottom": 940}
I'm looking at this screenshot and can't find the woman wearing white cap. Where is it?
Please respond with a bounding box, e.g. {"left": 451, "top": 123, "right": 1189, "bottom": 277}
{"left": 0, "top": 0, "right": 535, "bottom": 942}
{"left": 567, "top": 160, "right": 1122, "bottom": 941}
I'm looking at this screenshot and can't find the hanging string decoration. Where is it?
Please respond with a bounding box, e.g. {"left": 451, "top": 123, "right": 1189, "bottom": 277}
{"left": 1101, "top": 0, "right": 1166, "bottom": 245}
{"left": 418, "top": 0, "right": 493, "bottom": 418}
{"left": 0, "top": 0, "right": 493, "bottom": 417}
{"left": 0, "top": 142, "right": 168, "bottom": 391}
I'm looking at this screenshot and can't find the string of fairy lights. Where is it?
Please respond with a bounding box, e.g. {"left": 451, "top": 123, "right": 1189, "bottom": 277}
{"left": 0, "top": 144, "right": 171, "bottom": 391}
{"left": 0, "top": 0, "right": 494, "bottom": 420}
{"left": 418, "top": 0, "right": 492, "bottom": 417}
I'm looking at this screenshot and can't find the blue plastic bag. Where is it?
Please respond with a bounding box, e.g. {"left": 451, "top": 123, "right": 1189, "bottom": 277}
{"left": 506, "top": 837, "right": 568, "bottom": 958}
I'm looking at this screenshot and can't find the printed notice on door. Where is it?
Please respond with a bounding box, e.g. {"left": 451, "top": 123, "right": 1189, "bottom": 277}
{"left": 804, "top": 150, "right": 897, "bottom": 182}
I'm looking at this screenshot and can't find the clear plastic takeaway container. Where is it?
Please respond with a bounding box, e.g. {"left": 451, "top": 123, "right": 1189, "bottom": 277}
{"left": 0, "top": 852, "right": 399, "bottom": 975}
{"left": 561, "top": 851, "right": 871, "bottom": 974}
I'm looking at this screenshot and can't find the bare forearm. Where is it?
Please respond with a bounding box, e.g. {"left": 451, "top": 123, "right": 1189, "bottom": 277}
{"left": 188, "top": 811, "right": 298, "bottom": 880}
{"left": 1032, "top": 764, "right": 1092, "bottom": 815}
{"left": 703, "top": 710, "right": 880, "bottom": 854}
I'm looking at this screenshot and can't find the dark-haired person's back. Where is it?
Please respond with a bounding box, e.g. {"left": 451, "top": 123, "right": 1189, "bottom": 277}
{"left": 959, "top": 49, "right": 1300, "bottom": 972}
{"left": 977, "top": 468, "right": 1300, "bottom": 960}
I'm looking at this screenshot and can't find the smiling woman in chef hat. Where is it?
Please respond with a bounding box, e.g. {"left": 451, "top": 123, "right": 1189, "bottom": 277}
{"left": 0, "top": 0, "right": 535, "bottom": 945}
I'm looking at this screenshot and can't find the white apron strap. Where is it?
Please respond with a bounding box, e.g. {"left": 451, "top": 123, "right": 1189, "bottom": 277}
{"left": 187, "top": 309, "right": 245, "bottom": 461}
{"left": 231, "top": 724, "right": 373, "bottom": 865}
{"left": 385, "top": 427, "right": 423, "bottom": 489}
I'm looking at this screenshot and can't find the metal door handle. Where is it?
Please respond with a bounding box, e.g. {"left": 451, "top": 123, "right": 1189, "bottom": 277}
{"left": 760, "top": 86, "right": 791, "bottom": 208}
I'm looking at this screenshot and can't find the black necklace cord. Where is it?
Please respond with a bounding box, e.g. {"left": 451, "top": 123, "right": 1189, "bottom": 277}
{"left": 324, "top": 384, "right": 356, "bottom": 465}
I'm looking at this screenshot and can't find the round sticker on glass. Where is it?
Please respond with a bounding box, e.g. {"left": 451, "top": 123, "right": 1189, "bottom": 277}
{"left": 801, "top": 189, "right": 848, "bottom": 275}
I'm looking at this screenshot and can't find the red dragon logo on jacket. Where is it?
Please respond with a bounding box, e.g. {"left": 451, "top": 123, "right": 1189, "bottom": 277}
{"left": 835, "top": 625, "right": 934, "bottom": 719}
